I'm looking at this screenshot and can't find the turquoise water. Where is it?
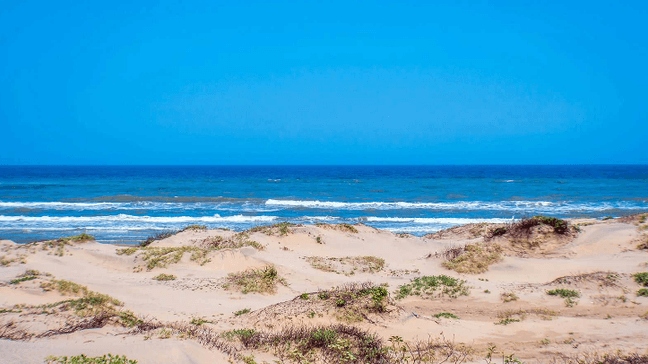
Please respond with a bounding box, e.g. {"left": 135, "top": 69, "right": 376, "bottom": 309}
{"left": 0, "top": 165, "right": 647, "bottom": 244}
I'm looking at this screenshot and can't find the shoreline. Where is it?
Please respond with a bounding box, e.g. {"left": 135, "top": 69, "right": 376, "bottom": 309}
{"left": 1, "top": 215, "right": 648, "bottom": 363}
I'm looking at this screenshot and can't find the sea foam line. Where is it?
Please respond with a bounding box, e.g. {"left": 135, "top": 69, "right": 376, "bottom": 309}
{"left": 265, "top": 199, "right": 646, "bottom": 212}
{"left": 0, "top": 214, "right": 278, "bottom": 224}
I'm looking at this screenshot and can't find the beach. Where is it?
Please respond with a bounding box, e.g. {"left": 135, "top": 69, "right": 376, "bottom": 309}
{"left": 1, "top": 216, "right": 647, "bottom": 363}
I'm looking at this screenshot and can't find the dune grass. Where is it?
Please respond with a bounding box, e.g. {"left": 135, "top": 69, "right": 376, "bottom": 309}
{"left": 222, "top": 265, "right": 288, "bottom": 294}
{"left": 547, "top": 288, "right": 580, "bottom": 307}
{"left": 152, "top": 273, "right": 176, "bottom": 281}
{"left": 305, "top": 256, "right": 385, "bottom": 275}
{"left": 395, "top": 275, "right": 469, "bottom": 299}
{"left": 45, "top": 354, "right": 137, "bottom": 364}
{"left": 442, "top": 243, "right": 502, "bottom": 274}
{"left": 117, "top": 233, "right": 263, "bottom": 271}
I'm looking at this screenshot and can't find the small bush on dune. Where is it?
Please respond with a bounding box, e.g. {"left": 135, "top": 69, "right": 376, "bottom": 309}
{"left": 486, "top": 216, "right": 572, "bottom": 240}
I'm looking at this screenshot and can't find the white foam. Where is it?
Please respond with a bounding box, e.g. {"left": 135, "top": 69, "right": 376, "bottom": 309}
{"left": 0, "top": 214, "right": 278, "bottom": 224}
{"left": 265, "top": 199, "right": 646, "bottom": 212}
{"left": 364, "top": 217, "right": 512, "bottom": 224}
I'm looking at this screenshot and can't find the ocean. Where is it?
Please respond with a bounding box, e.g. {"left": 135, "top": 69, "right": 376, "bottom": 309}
{"left": 0, "top": 165, "right": 646, "bottom": 244}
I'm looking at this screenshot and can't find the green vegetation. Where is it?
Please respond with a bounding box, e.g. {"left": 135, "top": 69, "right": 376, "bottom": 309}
{"left": 638, "top": 289, "right": 648, "bottom": 297}
{"left": 45, "top": 354, "right": 137, "bottom": 364}
{"left": 501, "top": 292, "right": 519, "bottom": 303}
{"left": 37, "top": 234, "right": 95, "bottom": 256}
{"left": 602, "top": 216, "right": 614, "bottom": 221}
{"left": 495, "top": 318, "right": 521, "bottom": 325}
{"left": 219, "top": 324, "right": 473, "bottom": 364}
{"left": 305, "top": 256, "right": 385, "bottom": 275}
{"left": 395, "top": 275, "right": 469, "bottom": 299}
{"left": 434, "top": 312, "right": 459, "bottom": 319}
{"left": 234, "top": 308, "right": 251, "bottom": 316}
{"left": 547, "top": 288, "right": 580, "bottom": 307}
{"left": 222, "top": 328, "right": 257, "bottom": 341}
{"left": 190, "top": 317, "right": 211, "bottom": 325}
{"left": 634, "top": 272, "right": 648, "bottom": 286}
{"left": 152, "top": 273, "right": 176, "bottom": 281}
{"left": 300, "top": 293, "right": 310, "bottom": 300}
{"left": 222, "top": 265, "right": 288, "bottom": 294}
{"left": 442, "top": 243, "right": 502, "bottom": 274}
{"left": 40, "top": 279, "right": 123, "bottom": 316}
{"left": 9, "top": 270, "right": 42, "bottom": 285}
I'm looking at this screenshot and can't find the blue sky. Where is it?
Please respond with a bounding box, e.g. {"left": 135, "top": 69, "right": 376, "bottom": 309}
{"left": 1, "top": 1, "right": 646, "bottom": 165}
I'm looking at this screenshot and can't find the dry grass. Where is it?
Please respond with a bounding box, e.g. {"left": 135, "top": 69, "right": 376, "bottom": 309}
{"left": 495, "top": 308, "right": 556, "bottom": 325}
{"left": 117, "top": 234, "right": 263, "bottom": 271}
{"left": 500, "top": 292, "right": 519, "bottom": 303}
{"left": 222, "top": 265, "right": 288, "bottom": 294}
{"left": 315, "top": 223, "right": 360, "bottom": 233}
{"left": 441, "top": 243, "right": 502, "bottom": 274}
{"left": 305, "top": 256, "right": 385, "bottom": 275}
{"left": 247, "top": 222, "right": 300, "bottom": 236}
{"left": 152, "top": 273, "right": 176, "bottom": 281}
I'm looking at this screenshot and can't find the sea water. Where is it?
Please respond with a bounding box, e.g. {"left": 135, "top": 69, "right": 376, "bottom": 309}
{"left": 0, "top": 165, "right": 646, "bottom": 244}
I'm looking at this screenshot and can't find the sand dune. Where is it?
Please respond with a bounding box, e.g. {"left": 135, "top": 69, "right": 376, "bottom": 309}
{"left": 1, "top": 216, "right": 648, "bottom": 363}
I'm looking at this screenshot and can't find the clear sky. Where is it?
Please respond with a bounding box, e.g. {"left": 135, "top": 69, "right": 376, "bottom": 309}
{"left": 1, "top": 1, "right": 646, "bottom": 165}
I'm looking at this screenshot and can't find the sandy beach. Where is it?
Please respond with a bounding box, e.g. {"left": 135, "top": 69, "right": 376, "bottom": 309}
{"left": 1, "top": 215, "right": 647, "bottom": 363}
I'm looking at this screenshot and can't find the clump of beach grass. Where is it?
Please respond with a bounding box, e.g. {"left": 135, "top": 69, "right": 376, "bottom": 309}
{"left": 234, "top": 308, "right": 251, "bottom": 316}
{"left": 501, "top": 292, "right": 519, "bottom": 303}
{"left": 442, "top": 243, "right": 502, "bottom": 274}
{"left": 547, "top": 288, "right": 580, "bottom": 307}
{"left": 152, "top": 273, "right": 176, "bottom": 281}
{"left": 222, "top": 265, "right": 288, "bottom": 294}
{"left": 395, "top": 275, "right": 469, "bottom": 299}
